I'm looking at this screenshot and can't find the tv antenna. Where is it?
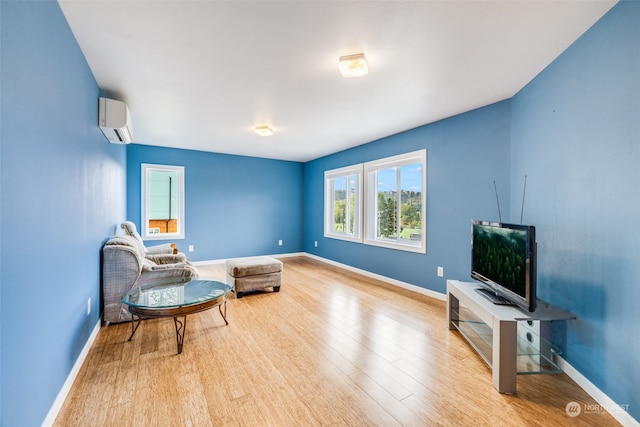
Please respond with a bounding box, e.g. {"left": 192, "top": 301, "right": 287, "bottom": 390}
{"left": 493, "top": 180, "right": 502, "bottom": 223}
{"left": 520, "top": 175, "right": 528, "bottom": 224}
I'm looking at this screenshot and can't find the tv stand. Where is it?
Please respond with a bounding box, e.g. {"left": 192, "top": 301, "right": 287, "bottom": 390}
{"left": 447, "top": 280, "right": 575, "bottom": 394}
{"left": 474, "top": 287, "right": 515, "bottom": 306}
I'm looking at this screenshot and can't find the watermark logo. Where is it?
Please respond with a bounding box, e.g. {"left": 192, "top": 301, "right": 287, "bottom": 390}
{"left": 566, "top": 401, "right": 582, "bottom": 417}
{"left": 565, "top": 401, "right": 630, "bottom": 417}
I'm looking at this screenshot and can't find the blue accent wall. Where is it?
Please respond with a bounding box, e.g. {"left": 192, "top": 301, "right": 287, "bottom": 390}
{"left": 304, "top": 100, "right": 512, "bottom": 294}
{"left": 0, "top": 1, "right": 127, "bottom": 426}
{"left": 511, "top": 1, "right": 640, "bottom": 420}
{"left": 126, "top": 144, "right": 303, "bottom": 261}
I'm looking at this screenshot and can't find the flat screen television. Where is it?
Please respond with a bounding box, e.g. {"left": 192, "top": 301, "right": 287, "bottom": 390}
{"left": 471, "top": 220, "right": 537, "bottom": 312}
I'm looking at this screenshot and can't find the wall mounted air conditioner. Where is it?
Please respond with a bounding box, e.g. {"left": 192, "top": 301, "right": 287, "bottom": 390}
{"left": 99, "top": 97, "right": 133, "bottom": 144}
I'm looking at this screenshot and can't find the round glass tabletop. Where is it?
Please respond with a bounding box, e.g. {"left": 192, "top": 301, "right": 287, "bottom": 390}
{"left": 122, "top": 279, "right": 231, "bottom": 309}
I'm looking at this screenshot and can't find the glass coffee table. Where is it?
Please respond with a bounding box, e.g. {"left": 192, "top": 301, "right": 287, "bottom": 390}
{"left": 122, "top": 278, "right": 232, "bottom": 354}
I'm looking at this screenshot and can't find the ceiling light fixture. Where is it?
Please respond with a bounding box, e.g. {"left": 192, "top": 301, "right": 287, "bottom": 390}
{"left": 338, "top": 53, "right": 368, "bottom": 78}
{"left": 255, "top": 125, "right": 274, "bottom": 137}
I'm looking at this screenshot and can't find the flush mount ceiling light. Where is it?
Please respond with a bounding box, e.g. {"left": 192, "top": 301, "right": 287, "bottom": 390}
{"left": 255, "top": 125, "right": 274, "bottom": 137}
{"left": 338, "top": 53, "right": 368, "bottom": 78}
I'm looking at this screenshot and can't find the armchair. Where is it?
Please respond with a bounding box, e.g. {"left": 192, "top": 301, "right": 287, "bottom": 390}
{"left": 102, "top": 235, "right": 198, "bottom": 323}
{"left": 121, "top": 221, "right": 178, "bottom": 255}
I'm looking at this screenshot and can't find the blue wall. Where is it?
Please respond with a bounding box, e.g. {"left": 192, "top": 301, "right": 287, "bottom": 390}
{"left": 0, "top": 2, "right": 127, "bottom": 426}
{"left": 511, "top": 1, "right": 639, "bottom": 420}
{"left": 304, "top": 100, "right": 512, "bottom": 294}
{"left": 126, "top": 145, "right": 304, "bottom": 261}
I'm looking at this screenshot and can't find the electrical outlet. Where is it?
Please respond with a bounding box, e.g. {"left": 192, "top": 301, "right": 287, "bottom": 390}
{"left": 188, "top": 245, "right": 194, "bottom": 252}
{"left": 314, "top": 241, "right": 318, "bottom": 247}
{"left": 437, "top": 266, "right": 444, "bottom": 277}
{"left": 278, "top": 240, "right": 283, "bottom": 246}
{"left": 87, "top": 298, "right": 91, "bottom": 315}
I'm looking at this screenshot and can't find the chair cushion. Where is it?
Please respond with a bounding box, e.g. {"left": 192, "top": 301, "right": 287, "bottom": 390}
{"left": 226, "top": 256, "right": 282, "bottom": 278}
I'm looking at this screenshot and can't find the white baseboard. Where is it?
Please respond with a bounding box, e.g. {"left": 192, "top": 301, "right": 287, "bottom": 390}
{"left": 194, "top": 252, "right": 445, "bottom": 302}
{"left": 192, "top": 252, "right": 306, "bottom": 267}
{"left": 556, "top": 356, "right": 638, "bottom": 426}
{"left": 41, "top": 319, "right": 101, "bottom": 427}
{"left": 192, "top": 259, "right": 227, "bottom": 266}
{"left": 303, "top": 253, "right": 446, "bottom": 301}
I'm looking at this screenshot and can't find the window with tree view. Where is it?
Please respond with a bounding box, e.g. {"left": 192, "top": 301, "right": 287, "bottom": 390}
{"left": 324, "top": 165, "right": 362, "bottom": 242}
{"left": 323, "top": 151, "right": 426, "bottom": 253}
{"left": 365, "top": 150, "right": 426, "bottom": 253}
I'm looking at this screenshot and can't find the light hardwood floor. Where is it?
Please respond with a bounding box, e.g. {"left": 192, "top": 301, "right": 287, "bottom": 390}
{"left": 54, "top": 257, "right": 619, "bottom": 426}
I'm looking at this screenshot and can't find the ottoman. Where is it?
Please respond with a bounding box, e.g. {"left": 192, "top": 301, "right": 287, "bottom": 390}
{"left": 225, "top": 256, "right": 283, "bottom": 298}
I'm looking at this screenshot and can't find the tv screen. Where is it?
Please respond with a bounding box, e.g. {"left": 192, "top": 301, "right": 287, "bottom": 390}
{"left": 471, "top": 220, "right": 536, "bottom": 312}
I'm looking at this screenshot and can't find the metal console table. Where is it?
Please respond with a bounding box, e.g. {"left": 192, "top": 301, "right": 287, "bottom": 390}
{"left": 447, "top": 280, "right": 575, "bottom": 394}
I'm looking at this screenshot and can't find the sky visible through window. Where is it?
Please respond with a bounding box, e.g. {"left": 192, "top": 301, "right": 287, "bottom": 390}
{"left": 377, "top": 164, "right": 422, "bottom": 192}
{"left": 332, "top": 165, "right": 422, "bottom": 192}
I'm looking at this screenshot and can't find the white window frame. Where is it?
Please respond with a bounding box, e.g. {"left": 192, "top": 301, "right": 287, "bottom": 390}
{"left": 324, "top": 164, "right": 363, "bottom": 243}
{"left": 141, "top": 163, "right": 185, "bottom": 240}
{"left": 363, "top": 149, "right": 427, "bottom": 253}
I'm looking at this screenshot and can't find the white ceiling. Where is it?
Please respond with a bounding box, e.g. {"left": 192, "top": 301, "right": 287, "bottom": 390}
{"left": 58, "top": 1, "right": 616, "bottom": 162}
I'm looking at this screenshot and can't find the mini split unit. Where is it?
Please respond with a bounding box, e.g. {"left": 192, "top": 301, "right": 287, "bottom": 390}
{"left": 98, "top": 97, "right": 132, "bottom": 144}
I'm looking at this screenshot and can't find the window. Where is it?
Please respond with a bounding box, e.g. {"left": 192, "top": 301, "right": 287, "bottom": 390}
{"left": 323, "top": 150, "right": 427, "bottom": 253}
{"left": 141, "top": 164, "right": 185, "bottom": 240}
{"left": 364, "top": 150, "right": 426, "bottom": 253}
{"left": 324, "top": 164, "right": 363, "bottom": 242}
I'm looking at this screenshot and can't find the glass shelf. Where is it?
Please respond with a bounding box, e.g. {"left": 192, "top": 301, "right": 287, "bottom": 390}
{"left": 451, "top": 306, "right": 563, "bottom": 375}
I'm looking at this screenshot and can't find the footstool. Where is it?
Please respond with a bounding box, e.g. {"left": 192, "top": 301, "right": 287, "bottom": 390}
{"left": 225, "top": 256, "right": 283, "bottom": 298}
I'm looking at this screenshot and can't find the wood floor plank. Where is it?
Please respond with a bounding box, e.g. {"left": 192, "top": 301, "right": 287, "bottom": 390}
{"left": 53, "top": 257, "right": 622, "bottom": 426}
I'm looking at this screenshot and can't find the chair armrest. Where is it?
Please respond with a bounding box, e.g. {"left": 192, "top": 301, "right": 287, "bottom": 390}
{"left": 146, "top": 253, "right": 188, "bottom": 265}
{"left": 145, "top": 243, "right": 178, "bottom": 255}
{"left": 136, "top": 264, "right": 199, "bottom": 287}
{"left": 102, "top": 244, "right": 143, "bottom": 324}
{"left": 143, "top": 262, "right": 192, "bottom": 271}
